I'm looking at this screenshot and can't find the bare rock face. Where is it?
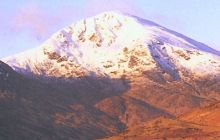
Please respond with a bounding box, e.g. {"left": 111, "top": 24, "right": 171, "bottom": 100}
{"left": 1, "top": 12, "right": 220, "bottom": 139}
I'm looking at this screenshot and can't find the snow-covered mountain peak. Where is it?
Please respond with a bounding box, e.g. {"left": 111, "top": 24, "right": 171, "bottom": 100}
{"left": 2, "top": 12, "right": 220, "bottom": 79}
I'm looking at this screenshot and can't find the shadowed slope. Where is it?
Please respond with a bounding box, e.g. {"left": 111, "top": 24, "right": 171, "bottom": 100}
{"left": 0, "top": 61, "right": 129, "bottom": 140}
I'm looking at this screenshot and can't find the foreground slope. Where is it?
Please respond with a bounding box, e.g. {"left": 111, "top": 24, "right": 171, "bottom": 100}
{"left": 180, "top": 102, "right": 220, "bottom": 126}
{"left": 103, "top": 102, "right": 220, "bottom": 140}
{"left": 103, "top": 117, "right": 220, "bottom": 140}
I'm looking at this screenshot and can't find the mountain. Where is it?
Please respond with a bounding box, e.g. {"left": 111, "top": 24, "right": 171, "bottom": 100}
{"left": 1, "top": 11, "right": 220, "bottom": 139}
{"left": 2, "top": 11, "right": 220, "bottom": 79}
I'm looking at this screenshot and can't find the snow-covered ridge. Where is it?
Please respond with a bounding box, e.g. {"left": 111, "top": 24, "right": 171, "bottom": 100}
{"left": 2, "top": 11, "right": 220, "bottom": 79}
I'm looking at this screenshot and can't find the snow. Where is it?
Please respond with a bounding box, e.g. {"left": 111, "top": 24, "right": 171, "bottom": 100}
{"left": 1, "top": 11, "right": 220, "bottom": 79}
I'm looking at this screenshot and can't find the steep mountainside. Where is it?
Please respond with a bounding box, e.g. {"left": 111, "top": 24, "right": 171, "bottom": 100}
{"left": 1, "top": 11, "right": 220, "bottom": 139}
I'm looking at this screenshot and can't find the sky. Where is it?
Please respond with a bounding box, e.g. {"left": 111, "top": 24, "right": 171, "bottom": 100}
{"left": 0, "top": 0, "right": 220, "bottom": 58}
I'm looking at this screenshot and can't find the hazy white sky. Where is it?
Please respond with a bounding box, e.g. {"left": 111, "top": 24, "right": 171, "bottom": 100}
{"left": 1, "top": 0, "right": 220, "bottom": 58}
